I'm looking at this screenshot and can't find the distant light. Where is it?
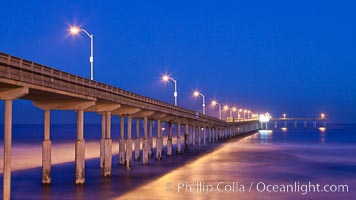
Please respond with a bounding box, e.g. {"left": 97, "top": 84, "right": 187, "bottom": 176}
{"left": 239, "top": 109, "right": 242, "bottom": 112}
{"left": 321, "top": 113, "right": 325, "bottom": 119}
{"left": 319, "top": 127, "right": 326, "bottom": 132}
{"left": 281, "top": 127, "right": 288, "bottom": 132}
{"left": 162, "top": 127, "right": 166, "bottom": 131}
{"left": 244, "top": 109, "right": 247, "bottom": 113}
{"left": 232, "top": 107, "right": 237, "bottom": 112}
{"left": 69, "top": 26, "right": 80, "bottom": 35}
{"left": 223, "top": 105, "right": 229, "bottom": 110}
{"left": 283, "top": 113, "right": 286, "bottom": 118}
{"left": 259, "top": 113, "right": 271, "bottom": 123}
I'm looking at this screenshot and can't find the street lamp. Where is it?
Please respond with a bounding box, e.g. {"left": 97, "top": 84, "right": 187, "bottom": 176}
{"left": 162, "top": 74, "right": 177, "bottom": 106}
{"left": 211, "top": 100, "right": 222, "bottom": 120}
{"left": 283, "top": 113, "right": 287, "bottom": 119}
{"left": 193, "top": 91, "right": 206, "bottom": 114}
{"left": 223, "top": 105, "right": 236, "bottom": 117}
{"left": 243, "top": 109, "right": 247, "bottom": 119}
{"left": 69, "top": 26, "right": 94, "bottom": 80}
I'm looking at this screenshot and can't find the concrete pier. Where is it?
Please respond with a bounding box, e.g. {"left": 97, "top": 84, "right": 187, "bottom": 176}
{"left": 176, "top": 122, "right": 182, "bottom": 154}
{"left": 134, "top": 118, "right": 140, "bottom": 161}
{"left": 42, "top": 110, "right": 51, "bottom": 184}
{"left": 198, "top": 126, "right": 201, "bottom": 147}
{"left": 103, "top": 112, "right": 112, "bottom": 177}
{"left": 192, "top": 125, "right": 196, "bottom": 146}
{"left": 100, "top": 114, "right": 106, "bottom": 168}
{"left": 0, "top": 52, "right": 263, "bottom": 199}
{"left": 148, "top": 120, "right": 153, "bottom": 157}
{"left": 119, "top": 117, "right": 126, "bottom": 165}
{"left": 167, "top": 122, "right": 173, "bottom": 157}
{"left": 142, "top": 117, "right": 149, "bottom": 165}
{"left": 0, "top": 87, "right": 28, "bottom": 200}
{"left": 184, "top": 124, "right": 189, "bottom": 152}
{"left": 156, "top": 120, "right": 162, "bottom": 160}
{"left": 3, "top": 100, "right": 12, "bottom": 200}
{"left": 203, "top": 127, "right": 206, "bottom": 146}
{"left": 126, "top": 116, "right": 133, "bottom": 170}
{"left": 75, "top": 110, "right": 85, "bottom": 184}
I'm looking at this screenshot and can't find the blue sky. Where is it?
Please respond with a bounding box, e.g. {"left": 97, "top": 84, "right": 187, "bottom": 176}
{"left": 1, "top": 0, "right": 355, "bottom": 123}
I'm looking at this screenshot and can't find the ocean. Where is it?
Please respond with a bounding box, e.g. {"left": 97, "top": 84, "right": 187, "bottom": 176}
{"left": 0, "top": 123, "right": 355, "bottom": 199}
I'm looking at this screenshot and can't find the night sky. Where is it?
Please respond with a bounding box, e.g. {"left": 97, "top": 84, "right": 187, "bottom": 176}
{"left": 1, "top": 0, "right": 355, "bottom": 123}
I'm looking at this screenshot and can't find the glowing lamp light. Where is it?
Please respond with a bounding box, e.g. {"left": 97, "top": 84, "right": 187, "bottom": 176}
{"left": 321, "top": 113, "right": 325, "bottom": 119}
{"left": 162, "top": 75, "right": 170, "bottom": 82}
{"left": 223, "top": 105, "right": 229, "bottom": 111}
{"left": 232, "top": 107, "right": 237, "bottom": 112}
{"left": 211, "top": 100, "right": 217, "bottom": 106}
{"left": 69, "top": 26, "right": 80, "bottom": 35}
{"left": 259, "top": 112, "right": 271, "bottom": 123}
{"left": 193, "top": 91, "right": 199, "bottom": 97}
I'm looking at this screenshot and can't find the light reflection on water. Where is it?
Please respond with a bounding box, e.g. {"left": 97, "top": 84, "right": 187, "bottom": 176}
{"left": 115, "top": 126, "right": 356, "bottom": 200}
{"left": 1, "top": 124, "right": 356, "bottom": 199}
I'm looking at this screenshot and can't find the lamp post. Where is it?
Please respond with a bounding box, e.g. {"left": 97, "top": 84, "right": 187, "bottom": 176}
{"left": 223, "top": 105, "right": 236, "bottom": 118}
{"left": 69, "top": 26, "right": 94, "bottom": 80}
{"left": 193, "top": 91, "right": 206, "bottom": 114}
{"left": 211, "top": 100, "right": 222, "bottom": 120}
{"left": 162, "top": 75, "right": 177, "bottom": 106}
{"left": 238, "top": 109, "right": 242, "bottom": 120}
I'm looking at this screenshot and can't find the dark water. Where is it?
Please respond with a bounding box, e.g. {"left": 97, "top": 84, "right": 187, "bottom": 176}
{"left": 0, "top": 123, "right": 355, "bottom": 199}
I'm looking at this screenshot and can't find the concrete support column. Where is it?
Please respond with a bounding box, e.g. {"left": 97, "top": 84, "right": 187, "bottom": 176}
{"left": 184, "top": 124, "right": 189, "bottom": 152}
{"left": 203, "top": 127, "right": 206, "bottom": 146}
{"left": 100, "top": 114, "right": 106, "bottom": 168}
{"left": 1, "top": 87, "right": 28, "bottom": 200}
{"left": 3, "top": 100, "right": 12, "bottom": 200}
{"left": 148, "top": 120, "right": 153, "bottom": 157}
{"left": 188, "top": 126, "right": 193, "bottom": 145}
{"left": 176, "top": 122, "right": 182, "bottom": 154}
{"left": 211, "top": 128, "right": 215, "bottom": 143}
{"left": 208, "top": 127, "right": 211, "bottom": 143}
{"left": 119, "top": 117, "right": 126, "bottom": 165}
{"left": 156, "top": 119, "right": 162, "bottom": 160}
{"left": 192, "top": 125, "right": 196, "bottom": 146}
{"left": 142, "top": 117, "right": 149, "bottom": 165}
{"left": 198, "top": 126, "right": 201, "bottom": 147}
{"left": 167, "top": 122, "right": 173, "bottom": 157}
{"left": 42, "top": 109, "right": 51, "bottom": 184}
{"left": 126, "top": 116, "right": 133, "bottom": 170}
{"left": 103, "top": 112, "right": 112, "bottom": 177}
{"left": 75, "top": 110, "right": 85, "bottom": 184}
{"left": 134, "top": 118, "right": 140, "bottom": 161}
